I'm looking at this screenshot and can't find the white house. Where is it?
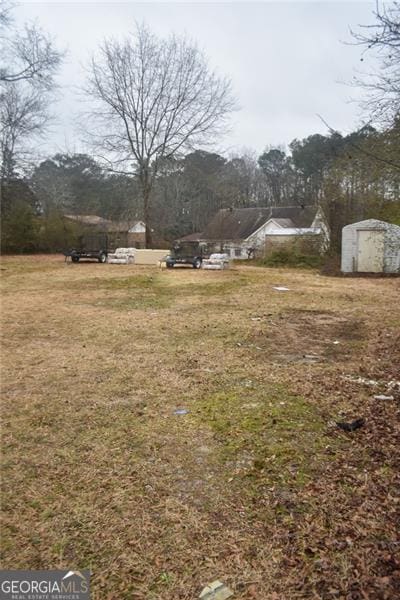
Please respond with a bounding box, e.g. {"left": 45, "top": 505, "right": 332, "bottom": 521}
{"left": 341, "top": 219, "right": 400, "bottom": 274}
{"left": 127, "top": 221, "right": 146, "bottom": 234}
{"left": 180, "top": 206, "right": 328, "bottom": 259}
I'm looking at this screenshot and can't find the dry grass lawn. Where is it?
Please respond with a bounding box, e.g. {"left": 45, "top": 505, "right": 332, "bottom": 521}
{"left": 1, "top": 255, "right": 399, "bottom": 599}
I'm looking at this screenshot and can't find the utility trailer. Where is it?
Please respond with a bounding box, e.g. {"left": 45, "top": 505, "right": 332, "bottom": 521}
{"left": 165, "top": 241, "right": 209, "bottom": 269}
{"left": 64, "top": 232, "right": 127, "bottom": 263}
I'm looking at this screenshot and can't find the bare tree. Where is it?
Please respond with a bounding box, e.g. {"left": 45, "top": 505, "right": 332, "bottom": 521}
{"left": 352, "top": 2, "right": 400, "bottom": 124}
{"left": 0, "top": 1, "right": 62, "bottom": 186}
{"left": 0, "top": 83, "right": 49, "bottom": 180}
{"left": 0, "top": 1, "right": 61, "bottom": 89}
{"left": 84, "top": 23, "right": 236, "bottom": 246}
{"left": 0, "top": 0, "right": 12, "bottom": 28}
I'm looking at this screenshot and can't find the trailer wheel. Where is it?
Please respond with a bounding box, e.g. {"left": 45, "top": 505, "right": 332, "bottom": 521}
{"left": 193, "top": 258, "right": 202, "bottom": 269}
{"left": 71, "top": 255, "right": 80, "bottom": 263}
{"left": 99, "top": 252, "right": 107, "bottom": 263}
{"left": 166, "top": 262, "right": 174, "bottom": 269}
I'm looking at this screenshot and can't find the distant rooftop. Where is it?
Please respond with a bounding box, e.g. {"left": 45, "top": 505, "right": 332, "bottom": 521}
{"left": 64, "top": 214, "right": 144, "bottom": 232}
{"left": 203, "top": 205, "right": 318, "bottom": 240}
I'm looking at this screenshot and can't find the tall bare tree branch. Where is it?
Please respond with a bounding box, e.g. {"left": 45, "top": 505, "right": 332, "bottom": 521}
{"left": 0, "top": 0, "right": 62, "bottom": 199}
{"left": 83, "top": 22, "right": 237, "bottom": 246}
{"left": 351, "top": 1, "right": 400, "bottom": 125}
{"left": 0, "top": 1, "right": 62, "bottom": 89}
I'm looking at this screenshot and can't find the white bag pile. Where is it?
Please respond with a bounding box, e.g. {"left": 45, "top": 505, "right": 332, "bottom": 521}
{"left": 107, "top": 248, "right": 136, "bottom": 264}
{"left": 202, "top": 253, "right": 230, "bottom": 270}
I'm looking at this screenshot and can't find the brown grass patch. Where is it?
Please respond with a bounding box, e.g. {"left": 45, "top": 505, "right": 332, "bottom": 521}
{"left": 1, "top": 256, "right": 399, "bottom": 599}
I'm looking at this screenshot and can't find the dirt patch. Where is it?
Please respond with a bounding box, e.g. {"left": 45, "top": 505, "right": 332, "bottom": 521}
{"left": 246, "top": 308, "right": 367, "bottom": 364}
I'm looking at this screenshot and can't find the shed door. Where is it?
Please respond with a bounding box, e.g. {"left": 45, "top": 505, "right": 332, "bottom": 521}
{"left": 357, "top": 230, "right": 384, "bottom": 272}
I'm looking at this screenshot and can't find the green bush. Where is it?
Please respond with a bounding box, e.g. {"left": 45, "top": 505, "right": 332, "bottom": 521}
{"left": 257, "top": 249, "right": 323, "bottom": 269}
{"left": 1, "top": 200, "right": 40, "bottom": 253}
{"left": 1, "top": 204, "right": 83, "bottom": 254}
{"left": 37, "top": 211, "right": 81, "bottom": 253}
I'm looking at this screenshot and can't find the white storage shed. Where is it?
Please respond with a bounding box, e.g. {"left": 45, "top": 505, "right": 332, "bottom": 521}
{"left": 341, "top": 219, "right": 400, "bottom": 274}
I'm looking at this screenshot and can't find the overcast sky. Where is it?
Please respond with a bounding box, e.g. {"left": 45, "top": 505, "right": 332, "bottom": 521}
{"left": 15, "top": 1, "right": 377, "bottom": 158}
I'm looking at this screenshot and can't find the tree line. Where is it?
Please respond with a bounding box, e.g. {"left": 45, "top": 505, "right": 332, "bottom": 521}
{"left": 1, "top": 0, "right": 399, "bottom": 253}
{"left": 2, "top": 122, "right": 399, "bottom": 253}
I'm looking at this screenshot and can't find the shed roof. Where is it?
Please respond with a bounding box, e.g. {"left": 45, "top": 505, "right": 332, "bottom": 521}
{"left": 343, "top": 219, "right": 400, "bottom": 232}
{"left": 203, "top": 205, "right": 318, "bottom": 240}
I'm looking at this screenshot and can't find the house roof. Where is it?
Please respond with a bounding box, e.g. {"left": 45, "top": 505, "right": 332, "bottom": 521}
{"left": 202, "top": 206, "right": 318, "bottom": 240}
{"left": 270, "top": 218, "right": 295, "bottom": 228}
{"left": 107, "top": 220, "right": 145, "bottom": 233}
{"left": 177, "top": 232, "right": 204, "bottom": 242}
{"left": 64, "top": 214, "right": 144, "bottom": 232}
{"left": 65, "top": 214, "right": 111, "bottom": 228}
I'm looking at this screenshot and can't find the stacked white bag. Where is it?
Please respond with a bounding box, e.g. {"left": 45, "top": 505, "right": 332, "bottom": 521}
{"left": 107, "top": 248, "right": 136, "bottom": 264}
{"left": 202, "top": 253, "right": 230, "bottom": 270}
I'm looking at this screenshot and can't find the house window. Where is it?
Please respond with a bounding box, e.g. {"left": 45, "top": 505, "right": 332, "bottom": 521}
{"left": 235, "top": 248, "right": 242, "bottom": 257}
